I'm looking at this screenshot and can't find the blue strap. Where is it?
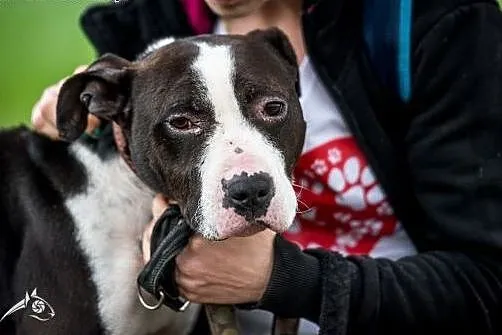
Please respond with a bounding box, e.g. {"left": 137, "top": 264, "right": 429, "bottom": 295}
{"left": 363, "top": 0, "right": 413, "bottom": 102}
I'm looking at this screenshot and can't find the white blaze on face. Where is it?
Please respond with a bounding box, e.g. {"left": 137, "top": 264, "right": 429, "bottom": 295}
{"left": 193, "top": 42, "right": 297, "bottom": 240}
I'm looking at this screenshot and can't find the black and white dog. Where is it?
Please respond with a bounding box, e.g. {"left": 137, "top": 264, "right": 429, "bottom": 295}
{"left": 0, "top": 28, "right": 305, "bottom": 334}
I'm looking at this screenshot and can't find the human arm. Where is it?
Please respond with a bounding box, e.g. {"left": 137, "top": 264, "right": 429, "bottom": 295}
{"left": 148, "top": 2, "right": 502, "bottom": 335}
{"left": 255, "top": 1, "right": 502, "bottom": 334}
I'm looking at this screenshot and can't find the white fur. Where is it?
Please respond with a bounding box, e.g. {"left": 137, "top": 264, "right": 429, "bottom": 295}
{"left": 64, "top": 144, "right": 199, "bottom": 335}
{"left": 138, "top": 37, "right": 176, "bottom": 59}
{"left": 193, "top": 42, "right": 297, "bottom": 240}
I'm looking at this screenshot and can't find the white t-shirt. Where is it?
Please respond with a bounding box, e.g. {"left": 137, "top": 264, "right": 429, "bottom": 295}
{"left": 214, "top": 21, "right": 417, "bottom": 334}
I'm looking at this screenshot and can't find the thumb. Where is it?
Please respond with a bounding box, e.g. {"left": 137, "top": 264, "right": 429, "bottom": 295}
{"left": 152, "top": 194, "right": 169, "bottom": 219}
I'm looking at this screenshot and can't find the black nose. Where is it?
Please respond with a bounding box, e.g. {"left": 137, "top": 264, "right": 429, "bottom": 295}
{"left": 222, "top": 172, "right": 275, "bottom": 220}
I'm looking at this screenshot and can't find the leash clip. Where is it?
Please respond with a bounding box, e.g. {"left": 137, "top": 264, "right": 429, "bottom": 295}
{"left": 137, "top": 283, "right": 191, "bottom": 312}
{"left": 137, "top": 284, "right": 165, "bottom": 310}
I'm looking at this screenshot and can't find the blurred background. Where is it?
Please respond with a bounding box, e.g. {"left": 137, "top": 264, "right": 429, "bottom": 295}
{"left": 0, "top": 0, "right": 105, "bottom": 127}
{"left": 1, "top": 1, "right": 502, "bottom": 127}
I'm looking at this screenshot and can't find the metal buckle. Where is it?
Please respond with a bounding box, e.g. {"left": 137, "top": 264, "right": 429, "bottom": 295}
{"left": 137, "top": 283, "right": 190, "bottom": 312}
{"left": 137, "top": 284, "right": 165, "bottom": 310}
{"left": 163, "top": 289, "right": 191, "bottom": 312}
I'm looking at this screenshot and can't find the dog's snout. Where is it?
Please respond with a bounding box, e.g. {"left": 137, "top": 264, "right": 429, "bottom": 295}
{"left": 228, "top": 177, "right": 271, "bottom": 206}
{"left": 222, "top": 172, "right": 275, "bottom": 220}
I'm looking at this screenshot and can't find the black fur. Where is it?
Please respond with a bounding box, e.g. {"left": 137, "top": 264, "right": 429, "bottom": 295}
{"left": 56, "top": 28, "right": 304, "bottom": 232}
{"left": 0, "top": 127, "right": 103, "bottom": 334}
{"left": 0, "top": 27, "right": 305, "bottom": 334}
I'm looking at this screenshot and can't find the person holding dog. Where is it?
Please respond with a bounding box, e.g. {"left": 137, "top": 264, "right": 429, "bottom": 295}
{"left": 32, "top": 0, "right": 502, "bottom": 334}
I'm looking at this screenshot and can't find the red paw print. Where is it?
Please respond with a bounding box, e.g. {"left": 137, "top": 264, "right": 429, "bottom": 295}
{"left": 285, "top": 137, "right": 399, "bottom": 255}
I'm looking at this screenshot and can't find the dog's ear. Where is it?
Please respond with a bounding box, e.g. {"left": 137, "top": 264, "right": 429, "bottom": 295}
{"left": 247, "top": 28, "right": 300, "bottom": 95}
{"left": 56, "top": 53, "right": 133, "bottom": 141}
{"left": 248, "top": 27, "right": 298, "bottom": 68}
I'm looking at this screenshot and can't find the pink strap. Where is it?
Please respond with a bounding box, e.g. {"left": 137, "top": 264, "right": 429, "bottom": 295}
{"left": 181, "top": 0, "right": 214, "bottom": 35}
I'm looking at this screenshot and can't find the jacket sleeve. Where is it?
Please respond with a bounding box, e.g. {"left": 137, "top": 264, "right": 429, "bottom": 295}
{"left": 257, "top": 2, "right": 502, "bottom": 334}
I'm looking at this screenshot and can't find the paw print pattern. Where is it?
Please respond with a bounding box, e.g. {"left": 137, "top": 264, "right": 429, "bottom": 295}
{"left": 328, "top": 157, "right": 385, "bottom": 211}
{"left": 333, "top": 212, "right": 351, "bottom": 223}
{"left": 311, "top": 159, "right": 328, "bottom": 176}
{"left": 286, "top": 137, "right": 399, "bottom": 255}
{"left": 376, "top": 201, "right": 394, "bottom": 216}
{"left": 311, "top": 182, "right": 325, "bottom": 195}
{"left": 327, "top": 148, "right": 342, "bottom": 165}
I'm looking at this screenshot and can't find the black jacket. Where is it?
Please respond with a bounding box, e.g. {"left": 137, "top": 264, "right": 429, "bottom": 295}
{"left": 80, "top": 0, "right": 502, "bottom": 334}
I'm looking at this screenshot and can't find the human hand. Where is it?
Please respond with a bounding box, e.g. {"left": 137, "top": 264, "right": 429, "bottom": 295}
{"left": 142, "top": 195, "right": 276, "bottom": 305}
{"left": 141, "top": 194, "right": 168, "bottom": 264}
{"left": 31, "top": 65, "right": 100, "bottom": 139}
{"left": 174, "top": 229, "right": 275, "bottom": 305}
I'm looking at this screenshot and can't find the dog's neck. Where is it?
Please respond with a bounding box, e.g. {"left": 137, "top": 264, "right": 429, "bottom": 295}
{"left": 111, "top": 122, "right": 180, "bottom": 208}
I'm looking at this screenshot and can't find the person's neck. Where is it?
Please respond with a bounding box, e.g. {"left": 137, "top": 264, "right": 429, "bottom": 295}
{"left": 222, "top": 0, "right": 305, "bottom": 65}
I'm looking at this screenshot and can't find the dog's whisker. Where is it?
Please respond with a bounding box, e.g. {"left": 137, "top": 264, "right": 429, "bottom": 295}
{"left": 293, "top": 186, "right": 304, "bottom": 199}
{"left": 291, "top": 182, "right": 310, "bottom": 191}
{"left": 291, "top": 182, "right": 311, "bottom": 199}
{"left": 296, "top": 202, "right": 311, "bottom": 210}
{"left": 295, "top": 198, "right": 313, "bottom": 214}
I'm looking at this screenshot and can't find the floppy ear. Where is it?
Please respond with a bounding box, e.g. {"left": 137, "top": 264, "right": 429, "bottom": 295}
{"left": 56, "top": 53, "right": 133, "bottom": 142}
{"left": 248, "top": 27, "right": 298, "bottom": 69}
{"left": 247, "top": 27, "right": 301, "bottom": 96}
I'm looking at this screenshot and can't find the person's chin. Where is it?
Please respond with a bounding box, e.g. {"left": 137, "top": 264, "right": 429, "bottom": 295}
{"left": 205, "top": 0, "right": 268, "bottom": 18}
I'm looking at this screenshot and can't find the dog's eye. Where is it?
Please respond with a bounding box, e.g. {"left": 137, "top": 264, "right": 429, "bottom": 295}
{"left": 168, "top": 117, "right": 193, "bottom": 131}
{"left": 263, "top": 101, "right": 286, "bottom": 118}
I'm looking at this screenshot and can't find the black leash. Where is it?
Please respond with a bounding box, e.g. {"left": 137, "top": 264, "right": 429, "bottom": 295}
{"left": 137, "top": 204, "right": 192, "bottom": 312}
{"left": 136, "top": 204, "right": 297, "bottom": 335}
{"left": 136, "top": 205, "right": 241, "bottom": 335}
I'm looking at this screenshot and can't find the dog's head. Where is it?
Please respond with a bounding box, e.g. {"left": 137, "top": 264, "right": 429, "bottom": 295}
{"left": 57, "top": 28, "right": 306, "bottom": 240}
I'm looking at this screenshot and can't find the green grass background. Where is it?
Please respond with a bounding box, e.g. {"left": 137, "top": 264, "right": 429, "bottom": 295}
{"left": 0, "top": 0, "right": 104, "bottom": 127}
{"left": 0, "top": 1, "right": 501, "bottom": 127}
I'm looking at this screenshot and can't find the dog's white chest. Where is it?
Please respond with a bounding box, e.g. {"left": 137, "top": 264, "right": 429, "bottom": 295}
{"left": 64, "top": 144, "right": 197, "bottom": 335}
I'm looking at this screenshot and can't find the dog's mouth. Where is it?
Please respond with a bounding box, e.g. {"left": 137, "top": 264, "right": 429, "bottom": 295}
{"left": 235, "top": 219, "right": 272, "bottom": 236}
{"left": 214, "top": 212, "right": 289, "bottom": 240}
{"left": 182, "top": 201, "right": 280, "bottom": 240}
{"left": 210, "top": 221, "right": 270, "bottom": 240}
{"left": 189, "top": 174, "right": 296, "bottom": 240}
{"left": 231, "top": 223, "right": 266, "bottom": 238}
{"left": 255, "top": 219, "right": 274, "bottom": 230}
